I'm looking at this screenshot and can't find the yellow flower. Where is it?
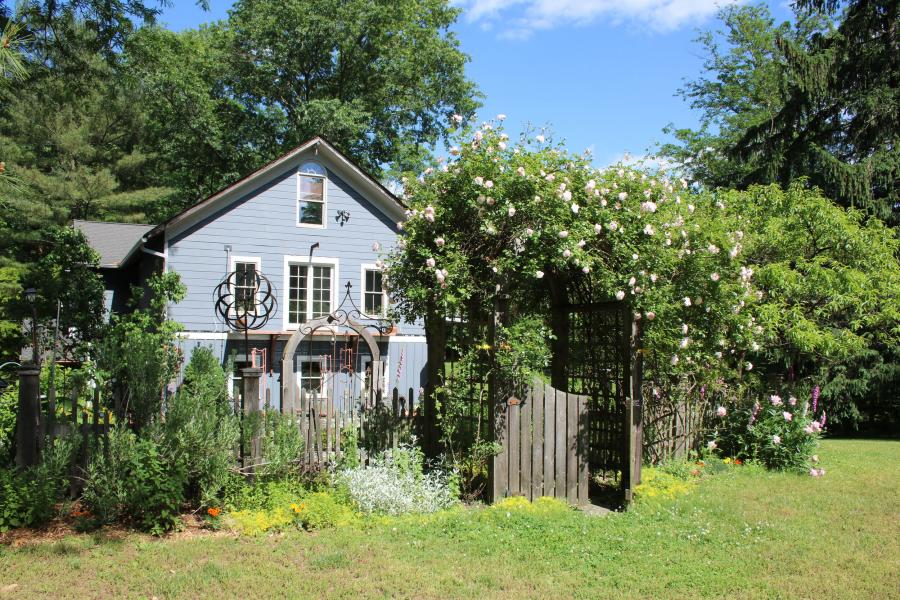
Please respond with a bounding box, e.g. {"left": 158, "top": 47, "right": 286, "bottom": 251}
{"left": 723, "top": 458, "right": 732, "bottom": 464}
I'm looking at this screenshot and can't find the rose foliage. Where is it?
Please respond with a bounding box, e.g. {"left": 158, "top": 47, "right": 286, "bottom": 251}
{"left": 384, "top": 116, "right": 900, "bottom": 443}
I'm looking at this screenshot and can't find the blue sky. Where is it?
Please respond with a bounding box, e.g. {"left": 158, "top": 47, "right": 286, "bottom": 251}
{"left": 159, "top": 0, "right": 792, "bottom": 167}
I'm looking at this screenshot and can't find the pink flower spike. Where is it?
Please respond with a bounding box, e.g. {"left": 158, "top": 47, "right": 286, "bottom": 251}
{"left": 783, "top": 411, "right": 793, "bottom": 421}
{"left": 716, "top": 406, "right": 727, "bottom": 417}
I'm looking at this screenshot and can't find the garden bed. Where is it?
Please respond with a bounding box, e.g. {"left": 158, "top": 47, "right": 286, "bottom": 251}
{"left": 2, "top": 440, "right": 897, "bottom": 599}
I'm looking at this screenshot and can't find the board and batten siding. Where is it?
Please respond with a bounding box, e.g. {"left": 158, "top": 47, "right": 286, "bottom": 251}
{"left": 165, "top": 150, "right": 422, "bottom": 336}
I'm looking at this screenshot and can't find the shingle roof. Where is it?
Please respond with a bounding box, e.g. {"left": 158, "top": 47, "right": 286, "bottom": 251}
{"left": 73, "top": 220, "right": 156, "bottom": 268}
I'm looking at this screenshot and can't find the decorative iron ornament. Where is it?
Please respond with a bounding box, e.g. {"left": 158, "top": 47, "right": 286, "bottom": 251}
{"left": 213, "top": 269, "right": 277, "bottom": 332}
{"left": 294, "top": 281, "right": 393, "bottom": 338}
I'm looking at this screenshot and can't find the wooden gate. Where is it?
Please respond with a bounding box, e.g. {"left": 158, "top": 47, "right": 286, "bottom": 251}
{"left": 492, "top": 379, "right": 591, "bottom": 505}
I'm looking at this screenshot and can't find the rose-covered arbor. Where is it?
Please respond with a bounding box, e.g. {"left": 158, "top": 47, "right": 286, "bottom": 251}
{"left": 385, "top": 116, "right": 763, "bottom": 502}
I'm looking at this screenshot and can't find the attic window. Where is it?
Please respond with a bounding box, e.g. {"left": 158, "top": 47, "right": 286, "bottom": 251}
{"left": 298, "top": 161, "right": 326, "bottom": 227}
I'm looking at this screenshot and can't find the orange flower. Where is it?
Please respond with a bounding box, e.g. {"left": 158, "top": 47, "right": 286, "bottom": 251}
{"left": 690, "top": 469, "right": 700, "bottom": 477}
{"left": 734, "top": 459, "right": 743, "bottom": 465}
{"left": 207, "top": 507, "right": 221, "bottom": 518}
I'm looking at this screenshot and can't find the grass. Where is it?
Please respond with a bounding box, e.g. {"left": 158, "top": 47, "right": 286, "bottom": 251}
{"left": 1, "top": 439, "right": 898, "bottom": 599}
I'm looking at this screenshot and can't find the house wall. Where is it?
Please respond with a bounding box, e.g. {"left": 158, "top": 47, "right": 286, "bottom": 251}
{"left": 165, "top": 147, "right": 427, "bottom": 405}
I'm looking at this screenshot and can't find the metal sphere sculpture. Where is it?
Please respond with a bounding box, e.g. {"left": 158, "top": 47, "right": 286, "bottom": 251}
{"left": 214, "top": 269, "right": 277, "bottom": 333}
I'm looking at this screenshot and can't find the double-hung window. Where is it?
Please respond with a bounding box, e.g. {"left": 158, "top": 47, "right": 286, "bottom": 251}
{"left": 287, "top": 261, "right": 334, "bottom": 325}
{"left": 361, "top": 265, "right": 386, "bottom": 317}
{"left": 297, "top": 359, "right": 326, "bottom": 398}
{"left": 298, "top": 162, "right": 326, "bottom": 227}
{"left": 230, "top": 257, "right": 260, "bottom": 317}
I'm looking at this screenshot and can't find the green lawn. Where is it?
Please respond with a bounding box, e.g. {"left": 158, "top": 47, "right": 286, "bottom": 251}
{"left": 1, "top": 439, "right": 898, "bottom": 599}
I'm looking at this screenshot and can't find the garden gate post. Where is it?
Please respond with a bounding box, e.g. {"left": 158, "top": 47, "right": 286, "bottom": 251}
{"left": 423, "top": 308, "right": 446, "bottom": 460}
{"left": 242, "top": 367, "right": 263, "bottom": 468}
{"left": 14, "top": 364, "right": 41, "bottom": 468}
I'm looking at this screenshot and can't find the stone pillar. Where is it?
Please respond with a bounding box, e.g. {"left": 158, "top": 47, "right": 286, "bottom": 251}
{"left": 15, "top": 364, "right": 41, "bottom": 468}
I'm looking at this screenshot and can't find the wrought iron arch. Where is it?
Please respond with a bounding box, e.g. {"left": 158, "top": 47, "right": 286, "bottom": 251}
{"left": 281, "top": 281, "right": 392, "bottom": 414}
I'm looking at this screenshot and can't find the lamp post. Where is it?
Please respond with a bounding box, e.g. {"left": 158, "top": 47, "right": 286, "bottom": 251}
{"left": 15, "top": 288, "right": 41, "bottom": 467}
{"left": 23, "top": 287, "right": 38, "bottom": 365}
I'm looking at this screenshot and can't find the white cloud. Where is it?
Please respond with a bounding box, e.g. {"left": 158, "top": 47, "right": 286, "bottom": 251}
{"left": 456, "top": 0, "right": 740, "bottom": 38}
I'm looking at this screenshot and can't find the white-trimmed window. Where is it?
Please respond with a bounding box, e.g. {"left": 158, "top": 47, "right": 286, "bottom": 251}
{"left": 297, "top": 358, "right": 326, "bottom": 398}
{"left": 361, "top": 264, "right": 386, "bottom": 317}
{"left": 284, "top": 256, "right": 339, "bottom": 327}
{"left": 230, "top": 256, "right": 261, "bottom": 316}
{"left": 297, "top": 161, "right": 326, "bottom": 227}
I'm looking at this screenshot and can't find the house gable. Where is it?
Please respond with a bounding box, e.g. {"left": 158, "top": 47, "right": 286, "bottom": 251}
{"left": 155, "top": 137, "right": 405, "bottom": 242}
{"left": 164, "top": 142, "right": 410, "bottom": 335}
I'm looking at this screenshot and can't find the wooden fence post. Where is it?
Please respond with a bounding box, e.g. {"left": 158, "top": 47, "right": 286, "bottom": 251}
{"left": 14, "top": 364, "right": 41, "bottom": 468}
{"left": 242, "top": 367, "right": 263, "bottom": 470}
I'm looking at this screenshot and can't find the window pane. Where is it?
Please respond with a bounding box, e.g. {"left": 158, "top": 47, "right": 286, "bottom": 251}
{"left": 298, "top": 199, "right": 324, "bottom": 225}
{"left": 288, "top": 264, "right": 308, "bottom": 324}
{"left": 312, "top": 266, "right": 332, "bottom": 317}
{"left": 364, "top": 269, "right": 383, "bottom": 315}
{"left": 299, "top": 360, "right": 323, "bottom": 395}
{"left": 299, "top": 162, "right": 326, "bottom": 177}
{"left": 234, "top": 262, "right": 257, "bottom": 313}
{"left": 300, "top": 175, "right": 324, "bottom": 201}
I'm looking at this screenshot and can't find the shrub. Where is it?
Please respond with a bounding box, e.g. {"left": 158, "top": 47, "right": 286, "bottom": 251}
{"left": 710, "top": 392, "right": 824, "bottom": 473}
{"left": 82, "top": 426, "right": 186, "bottom": 534}
{"left": 226, "top": 506, "right": 295, "bottom": 536}
{"left": 225, "top": 490, "right": 357, "bottom": 535}
{"left": 335, "top": 444, "right": 458, "bottom": 516}
{"left": 157, "top": 346, "right": 239, "bottom": 506}
{"left": 255, "top": 412, "right": 305, "bottom": 481}
{"left": 0, "top": 437, "right": 75, "bottom": 531}
{"left": 223, "top": 477, "right": 307, "bottom": 512}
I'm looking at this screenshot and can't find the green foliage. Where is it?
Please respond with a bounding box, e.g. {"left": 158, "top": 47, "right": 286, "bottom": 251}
{"left": 0, "top": 376, "right": 15, "bottom": 460}
{"left": 82, "top": 426, "right": 186, "bottom": 534}
{"left": 254, "top": 411, "right": 305, "bottom": 481}
{"left": 711, "top": 393, "right": 824, "bottom": 473}
{"left": 155, "top": 346, "right": 239, "bottom": 506}
{"left": 97, "top": 272, "right": 185, "bottom": 429}
{"left": 16, "top": 227, "right": 105, "bottom": 356}
{"left": 0, "top": 437, "right": 77, "bottom": 531}
{"left": 0, "top": 265, "right": 23, "bottom": 359}
{"left": 723, "top": 183, "right": 900, "bottom": 428}
{"left": 663, "top": 1, "right": 898, "bottom": 224}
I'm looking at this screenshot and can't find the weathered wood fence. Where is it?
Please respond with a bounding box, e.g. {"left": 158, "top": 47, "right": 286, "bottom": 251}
{"left": 289, "top": 386, "right": 421, "bottom": 467}
{"left": 642, "top": 395, "right": 708, "bottom": 463}
{"left": 492, "top": 380, "right": 591, "bottom": 504}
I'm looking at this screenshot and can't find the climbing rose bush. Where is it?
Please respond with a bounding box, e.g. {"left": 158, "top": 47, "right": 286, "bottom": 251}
{"left": 709, "top": 390, "right": 826, "bottom": 473}
{"left": 385, "top": 116, "right": 764, "bottom": 387}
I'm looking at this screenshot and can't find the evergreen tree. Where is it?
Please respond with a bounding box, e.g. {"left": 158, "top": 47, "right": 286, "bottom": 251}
{"left": 664, "top": 1, "right": 899, "bottom": 224}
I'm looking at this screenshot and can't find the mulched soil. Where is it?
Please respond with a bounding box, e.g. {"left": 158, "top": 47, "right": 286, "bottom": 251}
{"left": 0, "top": 507, "right": 224, "bottom": 549}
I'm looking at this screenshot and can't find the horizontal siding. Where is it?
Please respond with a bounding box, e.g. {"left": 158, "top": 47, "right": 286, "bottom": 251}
{"left": 167, "top": 150, "right": 422, "bottom": 335}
